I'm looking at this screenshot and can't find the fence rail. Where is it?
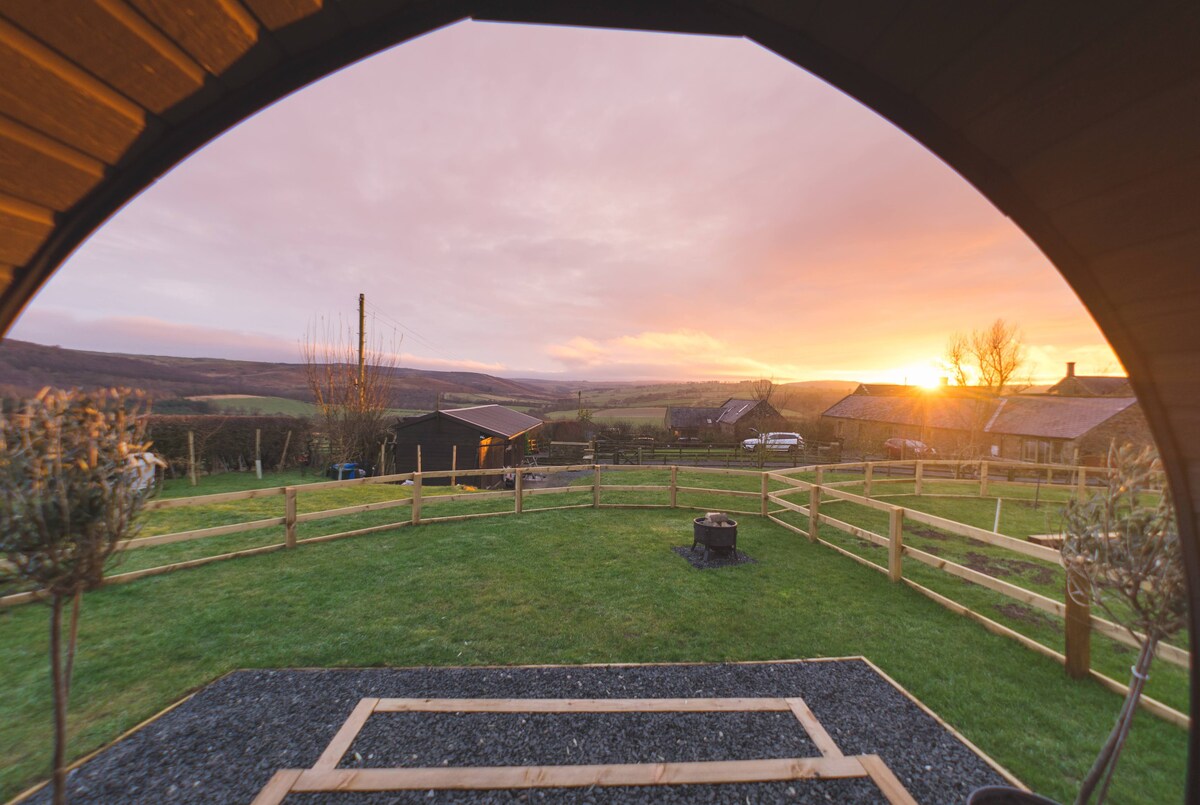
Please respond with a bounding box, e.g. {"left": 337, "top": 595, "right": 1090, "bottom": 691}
{"left": 0, "top": 459, "right": 1187, "bottom": 728}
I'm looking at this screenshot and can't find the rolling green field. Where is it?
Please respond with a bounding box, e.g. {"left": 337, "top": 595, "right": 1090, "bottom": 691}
{"left": 0, "top": 469, "right": 1190, "bottom": 803}
{"left": 544, "top": 406, "right": 666, "bottom": 423}
{"left": 192, "top": 395, "right": 427, "bottom": 418}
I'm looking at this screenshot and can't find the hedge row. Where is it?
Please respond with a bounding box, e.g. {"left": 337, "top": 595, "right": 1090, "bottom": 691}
{"left": 147, "top": 415, "right": 314, "bottom": 475}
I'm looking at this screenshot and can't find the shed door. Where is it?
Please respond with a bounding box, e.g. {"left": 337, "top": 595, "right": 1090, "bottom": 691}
{"left": 478, "top": 436, "right": 505, "bottom": 469}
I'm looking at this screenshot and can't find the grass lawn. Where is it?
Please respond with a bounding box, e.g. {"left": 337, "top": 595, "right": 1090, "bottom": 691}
{"left": 0, "top": 472, "right": 1191, "bottom": 803}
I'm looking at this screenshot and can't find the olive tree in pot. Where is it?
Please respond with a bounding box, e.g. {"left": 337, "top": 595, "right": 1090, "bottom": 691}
{"left": 1060, "top": 444, "right": 1187, "bottom": 804}
{"left": 969, "top": 444, "right": 1187, "bottom": 805}
{"left": 0, "top": 388, "right": 159, "bottom": 805}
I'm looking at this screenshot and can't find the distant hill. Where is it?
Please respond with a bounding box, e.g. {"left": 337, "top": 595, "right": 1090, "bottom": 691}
{"left": 0, "top": 340, "right": 862, "bottom": 419}
{"left": 0, "top": 339, "right": 554, "bottom": 409}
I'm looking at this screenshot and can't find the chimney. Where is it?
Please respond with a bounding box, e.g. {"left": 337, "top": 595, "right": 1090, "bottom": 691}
{"left": 1066, "top": 361, "right": 1076, "bottom": 378}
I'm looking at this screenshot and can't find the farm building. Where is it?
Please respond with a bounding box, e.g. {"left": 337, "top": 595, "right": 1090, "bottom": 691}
{"left": 1045, "top": 362, "right": 1133, "bottom": 397}
{"left": 822, "top": 367, "right": 1153, "bottom": 463}
{"left": 665, "top": 398, "right": 787, "bottom": 440}
{"left": 391, "top": 405, "right": 542, "bottom": 486}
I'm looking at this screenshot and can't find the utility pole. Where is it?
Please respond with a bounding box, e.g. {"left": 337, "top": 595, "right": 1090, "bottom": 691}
{"left": 357, "top": 292, "right": 366, "bottom": 405}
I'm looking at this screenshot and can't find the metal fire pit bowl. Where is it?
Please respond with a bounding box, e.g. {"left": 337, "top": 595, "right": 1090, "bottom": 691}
{"left": 692, "top": 516, "right": 738, "bottom": 560}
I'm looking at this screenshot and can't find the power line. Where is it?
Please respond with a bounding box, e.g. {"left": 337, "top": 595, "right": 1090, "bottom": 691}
{"left": 363, "top": 300, "right": 463, "bottom": 364}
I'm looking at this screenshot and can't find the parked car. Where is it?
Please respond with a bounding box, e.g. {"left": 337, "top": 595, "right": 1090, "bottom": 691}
{"left": 742, "top": 432, "right": 805, "bottom": 451}
{"left": 884, "top": 438, "right": 936, "bottom": 459}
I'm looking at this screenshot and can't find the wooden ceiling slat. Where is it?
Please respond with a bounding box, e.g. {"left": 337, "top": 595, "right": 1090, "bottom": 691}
{"left": 1117, "top": 291, "right": 1200, "bottom": 360}
{"left": 0, "top": 191, "right": 54, "bottom": 225}
{"left": 243, "top": 0, "right": 345, "bottom": 55}
{"left": 917, "top": 0, "right": 1134, "bottom": 128}
{"left": 0, "top": 17, "right": 143, "bottom": 123}
{"left": 1, "top": 0, "right": 206, "bottom": 115}
{"left": 861, "top": 0, "right": 1011, "bottom": 94}
{"left": 242, "top": 0, "right": 324, "bottom": 28}
{"left": 0, "top": 25, "right": 144, "bottom": 164}
{"left": 1049, "top": 156, "right": 1200, "bottom": 259}
{"left": 0, "top": 129, "right": 100, "bottom": 211}
{"left": 1088, "top": 229, "right": 1200, "bottom": 306}
{"left": 0, "top": 208, "right": 52, "bottom": 265}
{"left": 963, "top": 4, "right": 1200, "bottom": 169}
{"left": 802, "top": 0, "right": 909, "bottom": 62}
{"left": 128, "top": 0, "right": 262, "bottom": 75}
{"left": 1012, "top": 75, "right": 1200, "bottom": 213}
{"left": 0, "top": 114, "right": 105, "bottom": 177}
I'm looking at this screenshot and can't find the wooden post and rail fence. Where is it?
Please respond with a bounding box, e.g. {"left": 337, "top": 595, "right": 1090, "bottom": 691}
{"left": 0, "top": 458, "right": 1184, "bottom": 728}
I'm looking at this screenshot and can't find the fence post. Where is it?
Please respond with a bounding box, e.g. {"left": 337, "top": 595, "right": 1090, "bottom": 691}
{"left": 979, "top": 461, "right": 989, "bottom": 497}
{"left": 411, "top": 473, "right": 422, "bottom": 525}
{"left": 915, "top": 461, "right": 924, "bottom": 495}
{"left": 761, "top": 473, "right": 769, "bottom": 517}
{"left": 285, "top": 486, "right": 297, "bottom": 548}
{"left": 670, "top": 465, "right": 678, "bottom": 508}
{"left": 637, "top": 446, "right": 643, "bottom": 465}
{"left": 1065, "top": 570, "right": 1091, "bottom": 679}
{"left": 593, "top": 465, "right": 601, "bottom": 508}
{"left": 1077, "top": 466, "right": 1086, "bottom": 502}
{"left": 815, "top": 465, "right": 824, "bottom": 486}
{"left": 514, "top": 467, "right": 524, "bottom": 514}
{"left": 451, "top": 445, "right": 457, "bottom": 487}
{"left": 864, "top": 462, "right": 873, "bottom": 497}
{"left": 888, "top": 507, "right": 904, "bottom": 582}
{"left": 255, "top": 428, "right": 263, "bottom": 480}
{"left": 187, "top": 430, "right": 197, "bottom": 487}
{"left": 416, "top": 445, "right": 422, "bottom": 473}
{"left": 808, "top": 485, "right": 820, "bottom": 543}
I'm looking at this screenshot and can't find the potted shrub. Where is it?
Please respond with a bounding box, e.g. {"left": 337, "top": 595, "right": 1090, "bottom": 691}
{"left": 0, "top": 388, "right": 159, "bottom": 804}
{"left": 970, "top": 444, "right": 1187, "bottom": 805}
{"left": 1059, "top": 444, "right": 1187, "bottom": 804}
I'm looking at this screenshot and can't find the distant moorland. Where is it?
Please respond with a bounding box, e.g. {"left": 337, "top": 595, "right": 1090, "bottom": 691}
{"left": 0, "top": 339, "right": 857, "bottom": 424}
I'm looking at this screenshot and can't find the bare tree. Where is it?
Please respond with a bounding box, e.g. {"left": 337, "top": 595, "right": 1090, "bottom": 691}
{"left": 944, "top": 318, "right": 1026, "bottom": 394}
{"left": 301, "top": 318, "right": 399, "bottom": 476}
{"left": 1061, "top": 444, "right": 1187, "bottom": 804}
{"left": 750, "top": 377, "right": 775, "bottom": 405}
{"left": 0, "top": 388, "right": 159, "bottom": 805}
{"left": 942, "top": 319, "right": 1026, "bottom": 457}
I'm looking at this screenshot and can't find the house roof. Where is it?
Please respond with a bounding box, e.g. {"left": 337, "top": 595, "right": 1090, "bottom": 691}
{"left": 668, "top": 399, "right": 778, "bottom": 429}
{"left": 716, "top": 399, "right": 759, "bottom": 424}
{"left": 667, "top": 407, "right": 722, "bottom": 428}
{"left": 1046, "top": 376, "right": 1133, "bottom": 397}
{"left": 396, "top": 405, "right": 542, "bottom": 439}
{"left": 823, "top": 395, "right": 988, "bottom": 432}
{"left": 986, "top": 396, "right": 1138, "bottom": 439}
{"left": 823, "top": 394, "right": 1138, "bottom": 440}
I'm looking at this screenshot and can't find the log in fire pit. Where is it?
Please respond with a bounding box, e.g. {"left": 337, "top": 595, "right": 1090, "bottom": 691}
{"left": 692, "top": 512, "right": 738, "bottom": 560}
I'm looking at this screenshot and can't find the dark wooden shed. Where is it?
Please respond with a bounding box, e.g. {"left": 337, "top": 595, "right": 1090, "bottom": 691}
{"left": 391, "top": 405, "right": 542, "bottom": 487}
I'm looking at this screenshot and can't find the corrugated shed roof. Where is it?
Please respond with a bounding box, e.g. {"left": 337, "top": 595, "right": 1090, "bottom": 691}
{"left": 439, "top": 405, "right": 542, "bottom": 438}
{"left": 986, "top": 396, "right": 1136, "bottom": 439}
{"left": 823, "top": 394, "right": 1138, "bottom": 440}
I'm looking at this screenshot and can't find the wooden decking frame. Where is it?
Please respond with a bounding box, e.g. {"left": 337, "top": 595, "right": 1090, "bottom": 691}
{"left": 251, "top": 696, "right": 918, "bottom": 804}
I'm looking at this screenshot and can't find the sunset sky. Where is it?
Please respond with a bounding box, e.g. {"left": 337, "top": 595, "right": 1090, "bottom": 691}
{"left": 9, "top": 21, "right": 1121, "bottom": 384}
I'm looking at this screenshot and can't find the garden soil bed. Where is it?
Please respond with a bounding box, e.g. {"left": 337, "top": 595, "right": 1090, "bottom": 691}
{"left": 22, "top": 660, "right": 1013, "bottom": 804}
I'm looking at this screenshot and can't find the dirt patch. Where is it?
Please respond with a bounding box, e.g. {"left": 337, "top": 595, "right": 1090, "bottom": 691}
{"left": 963, "top": 552, "right": 1057, "bottom": 585}
{"left": 909, "top": 527, "right": 986, "bottom": 548}
{"left": 994, "top": 603, "right": 1056, "bottom": 629}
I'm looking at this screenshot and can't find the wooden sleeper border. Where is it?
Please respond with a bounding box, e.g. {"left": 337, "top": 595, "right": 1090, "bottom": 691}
{"left": 251, "top": 696, "right": 918, "bottom": 804}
